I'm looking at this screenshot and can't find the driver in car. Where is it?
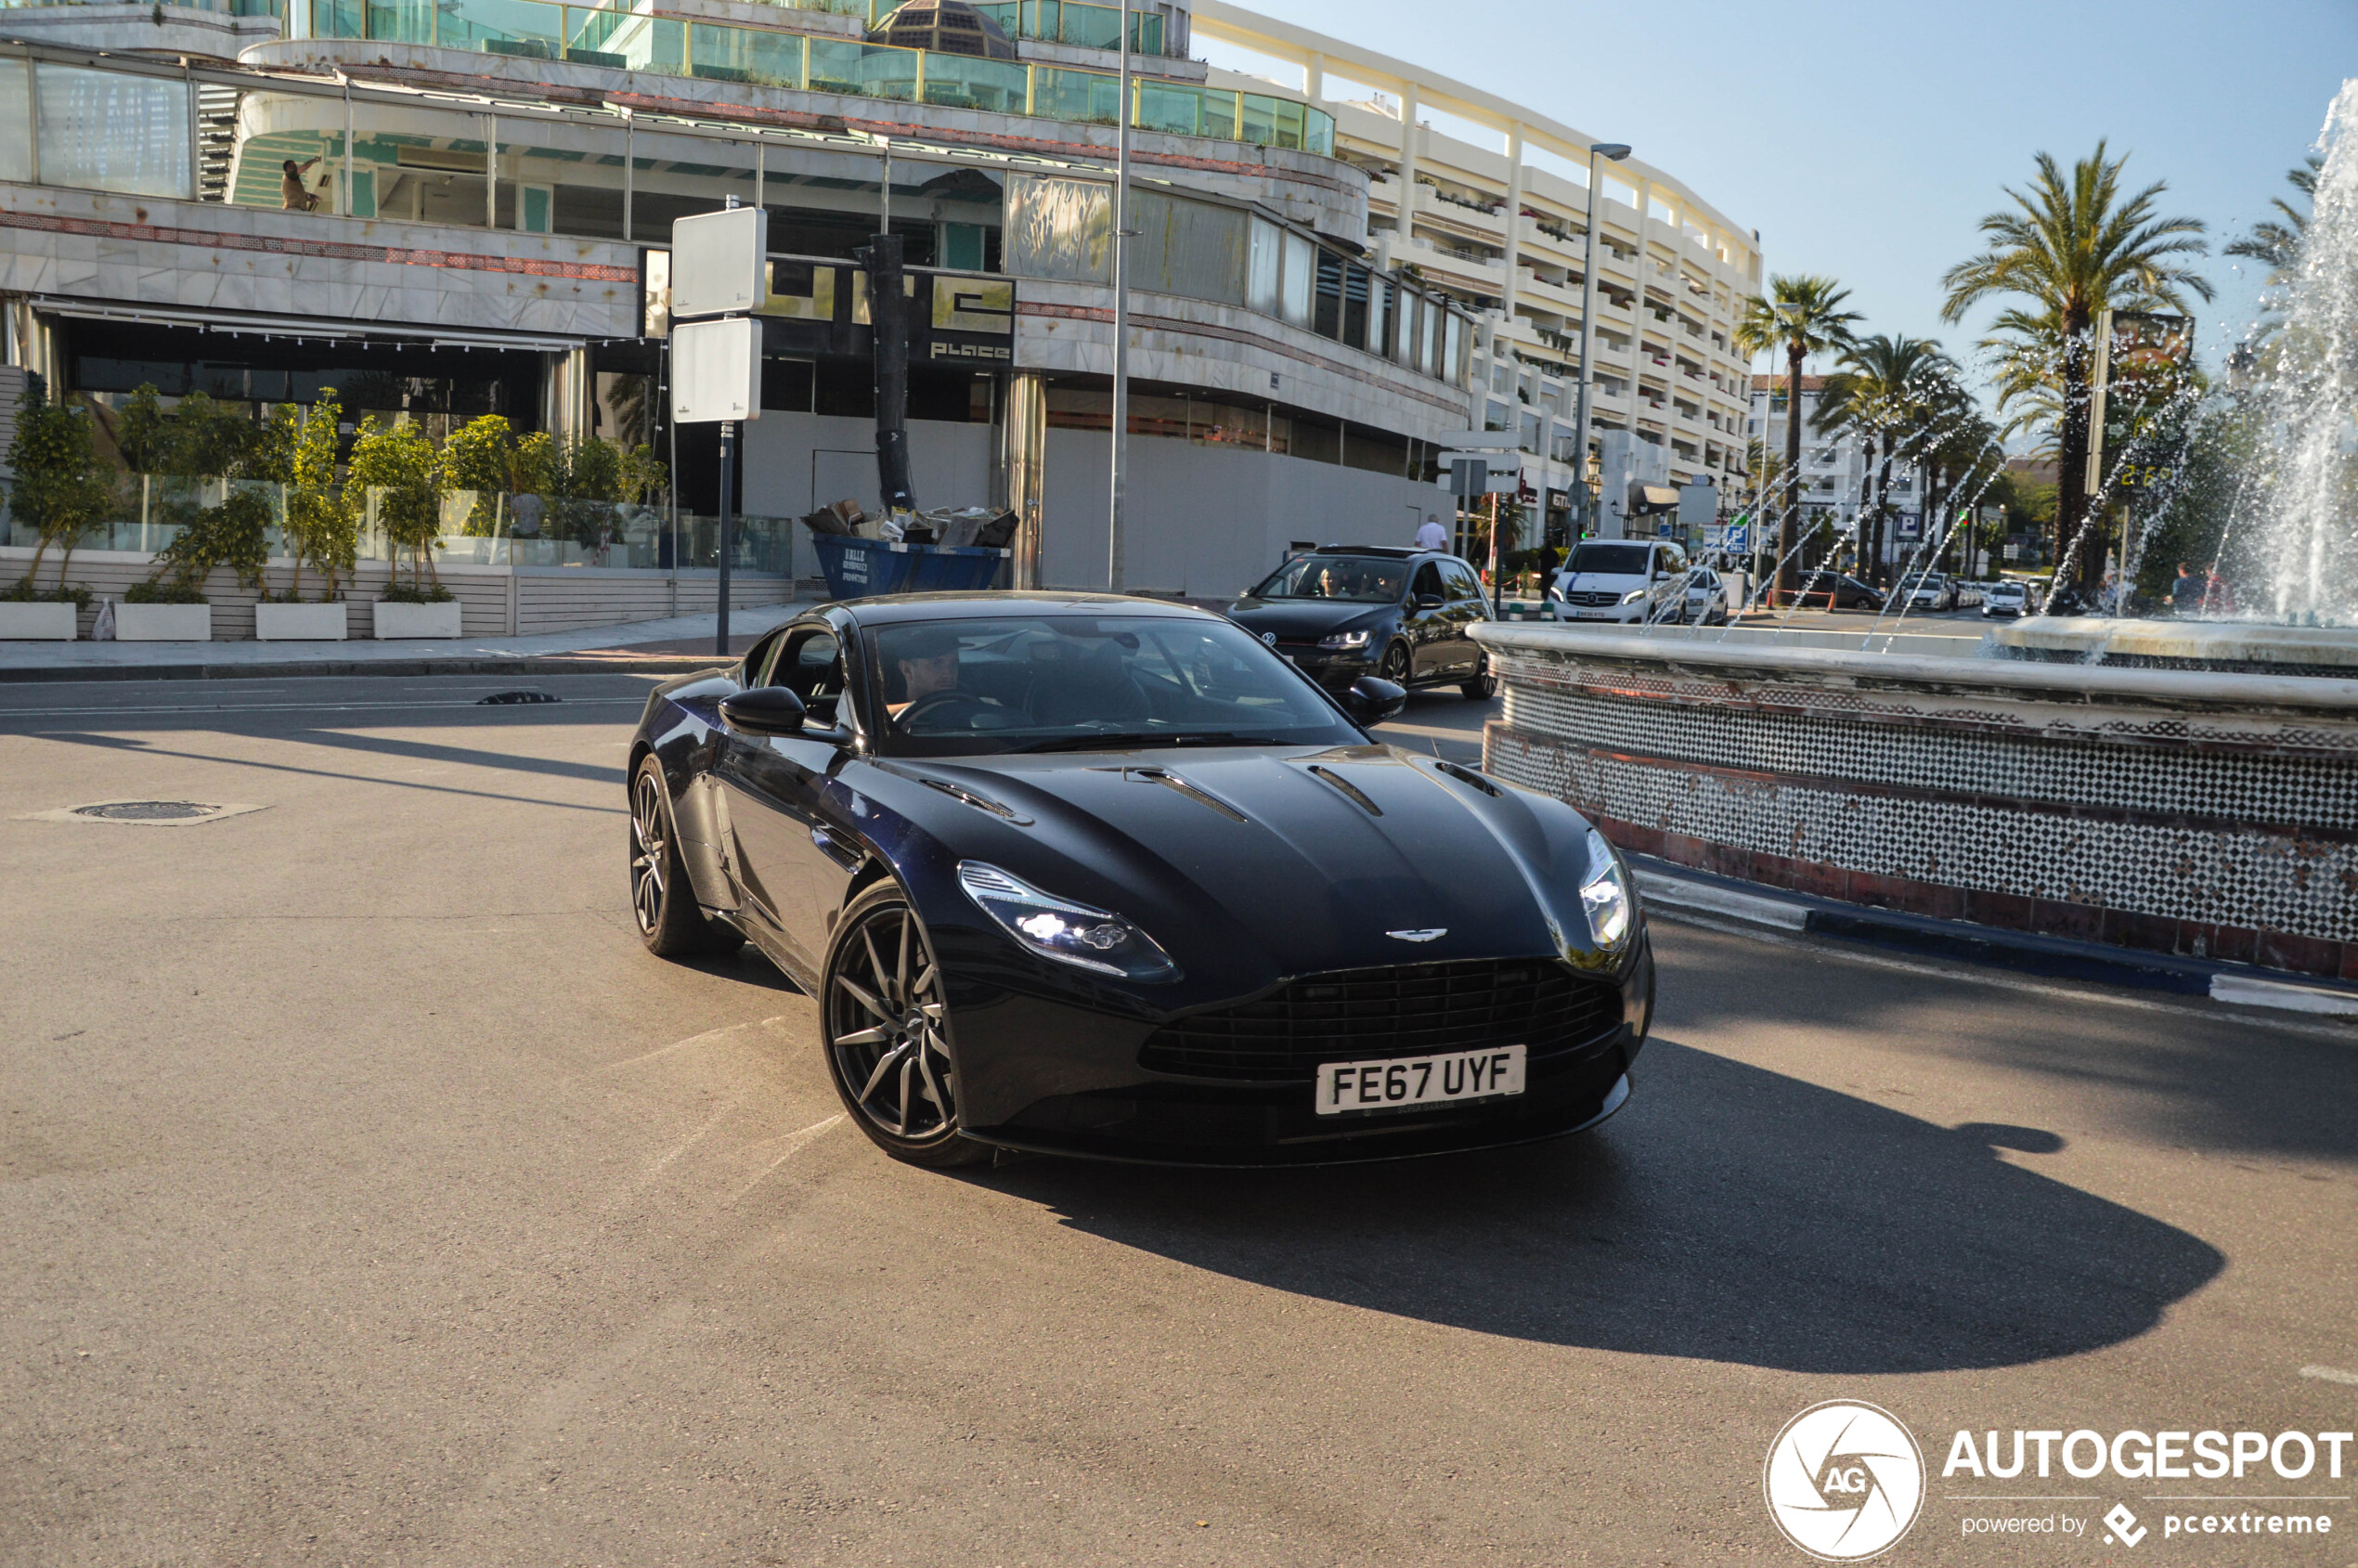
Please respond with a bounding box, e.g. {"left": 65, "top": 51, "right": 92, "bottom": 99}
{"left": 887, "top": 625, "right": 997, "bottom": 725}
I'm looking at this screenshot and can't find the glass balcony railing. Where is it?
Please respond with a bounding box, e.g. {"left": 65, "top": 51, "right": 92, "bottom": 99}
{"left": 303, "top": 0, "right": 1334, "bottom": 155}
{"left": 962, "top": 0, "right": 1161, "bottom": 56}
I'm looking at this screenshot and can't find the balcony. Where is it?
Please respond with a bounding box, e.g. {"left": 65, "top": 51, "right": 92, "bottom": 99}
{"left": 298, "top": 0, "right": 1335, "bottom": 153}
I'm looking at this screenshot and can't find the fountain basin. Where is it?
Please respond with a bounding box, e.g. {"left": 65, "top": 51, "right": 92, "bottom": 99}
{"left": 1990, "top": 617, "right": 2358, "bottom": 678}
{"left": 1472, "top": 621, "right": 2358, "bottom": 981}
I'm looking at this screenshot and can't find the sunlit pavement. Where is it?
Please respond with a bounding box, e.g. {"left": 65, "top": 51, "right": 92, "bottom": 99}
{"left": 2, "top": 675, "right": 2352, "bottom": 1566}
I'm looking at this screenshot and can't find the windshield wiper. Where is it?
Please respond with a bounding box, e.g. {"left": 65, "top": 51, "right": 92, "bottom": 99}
{"left": 1014, "top": 731, "right": 1288, "bottom": 754}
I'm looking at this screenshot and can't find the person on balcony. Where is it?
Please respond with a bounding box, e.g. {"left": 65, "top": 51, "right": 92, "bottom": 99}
{"left": 281, "top": 158, "right": 323, "bottom": 213}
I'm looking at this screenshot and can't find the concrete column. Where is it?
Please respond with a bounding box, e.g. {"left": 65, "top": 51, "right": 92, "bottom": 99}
{"left": 540, "top": 348, "right": 593, "bottom": 440}
{"left": 1497, "top": 121, "right": 1524, "bottom": 329}
{"left": 1302, "top": 51, "right": 1323, "bottom": 102}
{"left": 1003, "top": 371, "right": 1048, "bottom": 589}
{"left": 1394, "top": 80, "right": 1419, "bottom": 246}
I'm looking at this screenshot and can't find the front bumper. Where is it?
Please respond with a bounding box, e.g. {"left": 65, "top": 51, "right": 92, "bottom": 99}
{"left": 946, "top": 934, "right": 1655, "bottom": 1166}
{"left": 1278, "top": 645, "right": 1380, "bottom": 689}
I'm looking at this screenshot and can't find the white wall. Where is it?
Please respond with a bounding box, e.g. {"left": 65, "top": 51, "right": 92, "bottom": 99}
{"left": 739, "top": 412, "right": 995, "bottom": 521}
{"left": 1039, "top": 430, "right": 1436, "bottom": 597}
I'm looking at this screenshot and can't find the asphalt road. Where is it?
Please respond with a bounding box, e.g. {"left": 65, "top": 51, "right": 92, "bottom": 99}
{"left": 3, "top": 674, "right": 2353, "bottom": 1567}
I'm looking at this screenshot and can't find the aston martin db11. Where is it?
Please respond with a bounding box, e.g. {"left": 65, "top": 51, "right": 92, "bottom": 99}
{"left": 626, "top": 592, "right": 1652, "bottom": 1167}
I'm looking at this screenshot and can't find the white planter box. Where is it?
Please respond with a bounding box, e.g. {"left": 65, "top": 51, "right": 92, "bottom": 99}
{"left": 372, "top": 599, "right": 462, "bottom": 640}
{"left": 116, "top": 603, "right": 214, "bottom": 641}
{"left": 0, "top": 602, "right": 77, "bottom": 641}
{"left": 255, "top": 601, "right": 350, "bottom": 641}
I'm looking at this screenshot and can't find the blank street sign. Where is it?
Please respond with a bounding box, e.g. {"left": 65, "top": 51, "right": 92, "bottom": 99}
{"left": 671, "top": 317, "right": 762, "bottom": 424}
{"left": 670, "top": 207, "right": 771, "bottom": 320}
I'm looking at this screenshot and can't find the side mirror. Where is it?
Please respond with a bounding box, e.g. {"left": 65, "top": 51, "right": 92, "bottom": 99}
{"left": 1341, "top": 675, "right": 1408, "bottom": 728}
{"left": 1415, "top": 593, "right": 1445, "bottom": 610}
{"left": 718, "top": 684, "right": 808, "bottom": 737}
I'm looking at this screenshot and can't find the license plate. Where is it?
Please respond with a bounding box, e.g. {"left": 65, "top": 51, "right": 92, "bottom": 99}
{"left": 1315, "top": 1044, "right": 1527, "bottom": 1116}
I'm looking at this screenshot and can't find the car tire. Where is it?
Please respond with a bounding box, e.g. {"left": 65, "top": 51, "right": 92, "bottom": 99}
{"left": 1380, "top": 644, "right": 1412, "bottom": 687}
{"left": 630, "top": 758, "right": 745, "bottom": 958}
{"left": 1459, "top": 654, "right": 1496, "bottom": 700}
{"left": 820, "top": 883, "right": 993, "bottom": 1169}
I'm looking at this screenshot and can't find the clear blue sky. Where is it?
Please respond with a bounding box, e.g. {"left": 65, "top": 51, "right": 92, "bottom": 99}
{"left": 1198, "top": 0, "right": 2352, "bottom": 385}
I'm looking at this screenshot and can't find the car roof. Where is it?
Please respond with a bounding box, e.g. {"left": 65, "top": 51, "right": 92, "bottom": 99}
{"left": 829, "top": 591, "right": 1222, "bottom": 627}
{"left": 1312, "top": 544, "right": 1420, "bottom": 558}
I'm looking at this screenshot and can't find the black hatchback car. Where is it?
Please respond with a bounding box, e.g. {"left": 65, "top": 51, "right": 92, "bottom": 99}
{"left": 1224, "top": 545, "right": 1496, "bottom": 699}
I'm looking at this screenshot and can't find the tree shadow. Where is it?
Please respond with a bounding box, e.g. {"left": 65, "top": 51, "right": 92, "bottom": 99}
{"left": 980, "top": 1042, "right": 2223, "bottom": 1375}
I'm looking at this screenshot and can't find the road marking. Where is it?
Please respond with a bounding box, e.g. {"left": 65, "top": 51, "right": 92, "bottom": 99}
{"left": 589, "top": 1015, "right": 795, "bottom": 1078}
{"left": 724, "top": 1114, "right": 846, "bottom": 1206}
{"left": 0, "top": 697, "right": 645, "bottom": 719}
{"left": 1651, "top": 910, "right": 2358, "bottom": 1046}
{"left": 2300, "top": 1364, "right": 2358, "bottom": 1387}
{"left": 2213, "top": 976, "right": 2358, "bottom": 1017}
{"left": 1635, "top": 872, "right": 1810, "bottom": 931}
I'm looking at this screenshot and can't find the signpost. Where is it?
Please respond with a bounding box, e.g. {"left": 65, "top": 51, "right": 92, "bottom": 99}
{"left": 670, "top": 204, "right": 769, "bottom": 655}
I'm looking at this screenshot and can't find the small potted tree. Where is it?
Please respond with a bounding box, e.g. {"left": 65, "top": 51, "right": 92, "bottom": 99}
{"left": 351, "top": 418, "right": 460, "bottom": 639}
{"left": 255, "top": 392, "right": 356, "bottom": 640}
{"left": 2, "top": 383, "right": 110, "bottom": 640}
{"left": 126, "top": 484, "right": 270, "bottom": 640}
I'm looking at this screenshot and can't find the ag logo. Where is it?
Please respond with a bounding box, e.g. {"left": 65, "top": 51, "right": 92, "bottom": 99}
{"left": 1764, "top": 1400, "right": 1925, "bottom": 1561}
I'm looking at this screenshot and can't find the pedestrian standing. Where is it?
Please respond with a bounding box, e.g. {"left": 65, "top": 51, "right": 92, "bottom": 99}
{"left": 1413, "top": 513, "right": 1447, "bottom": 551}
{"left": 2170, "top": 561, "right": 2203, "bottom": 616}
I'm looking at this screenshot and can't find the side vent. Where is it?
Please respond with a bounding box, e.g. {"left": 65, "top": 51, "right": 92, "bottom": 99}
{"left": 1124, "top": 767, "right": 1248, "bottom": 823}
{"left": 1435, "top": 759, "right": 1502, "bottom": 797}
{"left": 922, "top": 777, "right": 1031, "bottom": 823}
{"left": 1304, "top": 763, "right": 1382, "bottom": 816}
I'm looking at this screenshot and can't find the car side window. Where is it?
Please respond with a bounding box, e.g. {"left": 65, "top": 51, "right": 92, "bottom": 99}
{"left": 1439, "top": 561, "right": 1483, "bottom": 601}
{"left": 743, "top": 628, "right": 791, "bottom": 689}
{"left": 777, "top": 627, "right": 846, "bottom": 721}
{"left": 1411, "top": 563, "right": 1446, "bottom": 603}
{"left": 1661, "top": 544, "right": 1690, "bottom": 576}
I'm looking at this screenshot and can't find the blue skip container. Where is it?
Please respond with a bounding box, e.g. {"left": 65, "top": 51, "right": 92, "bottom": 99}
{"left": 810, "top": 534, "right": 1008, "bottom": 602}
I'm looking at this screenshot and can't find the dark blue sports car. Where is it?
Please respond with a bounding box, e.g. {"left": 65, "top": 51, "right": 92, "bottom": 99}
{"left": 626, "top": 592, "right": 1652, "bottom": 1167}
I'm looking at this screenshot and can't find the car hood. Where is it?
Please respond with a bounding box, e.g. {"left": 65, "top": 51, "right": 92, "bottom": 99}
{"left": 875, "top": 745, "right": 1613, "bottom": 999}
{"left": 1224, "top": 599, "right": 1394, "bottom": 640}
{"left": 1556, "top": 572, "right": 1648, "bottom": 593}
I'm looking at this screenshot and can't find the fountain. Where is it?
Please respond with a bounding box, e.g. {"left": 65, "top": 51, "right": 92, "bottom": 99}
{"left": 1473, "top": 84, "right": 2358, "bottom": 981}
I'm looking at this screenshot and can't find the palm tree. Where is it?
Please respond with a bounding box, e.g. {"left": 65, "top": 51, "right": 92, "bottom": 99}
{"left": 1811, "top": 334, "right": 1949, "bottom": 587}
{"left": 2224, "top": 153, "right": 2321, "bottom": 284}
{"left": 1737, "top": 276, "right": 1860, "bottom": 601}
{"left": 1941, "top": 143, "right": 2211, "bottom": 595}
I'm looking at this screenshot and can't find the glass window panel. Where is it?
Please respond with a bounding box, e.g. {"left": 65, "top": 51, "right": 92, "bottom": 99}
{"left": 1031, "top": 66, "right": 1119, "bottom": 126}
{"left": 1247, "top": 216, "right": 1281, "bottom": 317}
{"left": 1304, "top": 107, "right": 1334, "bottom": 156}
{"left": 1270, "top": 98, "right": 1303, "bottom": 151}
{"left": 1313, "top": 250, "right": 1341, "bottom": 338}
{"left": 1001, "top": 172, "right": 1110, "bottom": 283}
{"left": 1134, "top": 81, "right": 1198, "bottom": 137}
{"left": 1057, "top": 1, "right": 1120, "bottom": 49}
{"left": 439, "top": 0, "right": 563, "bottom": 57}
{"left": 0, "top": 61, "right": 29, "bottom": 185}
{"left": 1279, "top": 231, "right": 1314, "bottom": 329}
{"left": 1444, "top": 310, "right": 1464, "bottom": 381}
{"left": 1130, "top": 10, "right": 1160, "bottom": 54}
{"left": 970, "top": 1, "right": 1018, "bottom": 33}
{"left": 921, "top": 52, "right": 1026, "bottom": 114}
{"left": 1196, "top": 88, "right": 1236, "bottom": 142}
{"left": 691, "top": 23, "right": 802, "bottom": 86}
{"left": 37, "top": 65, "right": 190, "bottom": 199}
{"left": 1129, "top": 188, "right": 1246, "bottom": 305}
{"left": 807, "top": 39, "right": 916, "bottom": 100}
{"left": 363, "top": 0, "right": 432, "bottom": 43}
{"left": 311, "top": 0, "right": 362, "bottom": 35}
{"left": 602, "top": 13, "right": 683, "bottom": 71}
{"left": 1237, "top": 93, "right": 1276, "bottom": 149}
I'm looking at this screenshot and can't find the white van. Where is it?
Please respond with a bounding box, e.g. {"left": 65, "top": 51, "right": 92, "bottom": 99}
{"left": 1550, "top": 539, "right": 1691, "bottom": 624}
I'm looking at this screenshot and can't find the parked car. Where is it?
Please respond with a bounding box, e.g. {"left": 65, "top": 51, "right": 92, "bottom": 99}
{"left": 1903, "top": 572, "right": 1958, "bottom": 613}
{"left": 1683, "top": 567, "right": 1731, "bottom": 626}
{"left": 1981, "top": 580, "right": 2040, "bottom": 617}
{"left": 1953, "top": 580, "right": 1986, "bottom": 611}
{"left": 1224, "top": 545, "right": 1496, "bottom": 699}
{"left": 1548, "top": 539, "right": 1691, "bottom": 624}
{"left": 1793, "top": 570, "right": 1885, "bottom": 610}
{"left": 627, "top": 595, "right": 1652, "bottom": 1167}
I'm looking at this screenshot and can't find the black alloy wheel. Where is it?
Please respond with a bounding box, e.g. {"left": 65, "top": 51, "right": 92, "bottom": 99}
{"left": 821, "top": 884, "right": 991, "bottom": 1167}
{"left": 1380, "top": 643, "right": 1412, "bottom": 687}
{"left": 1460, "top": 653, "right": 1496, "bottom": 701}
{"left": 630, "top": 758, "right": 744, "bottom": 957}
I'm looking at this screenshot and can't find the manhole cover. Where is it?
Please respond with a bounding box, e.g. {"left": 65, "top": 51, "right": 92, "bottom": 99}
{"left": 73, "top": 801, "right": 223, "bottom": 822}
{"left": 478, "top": 690, "right": 562, "bottom": 706}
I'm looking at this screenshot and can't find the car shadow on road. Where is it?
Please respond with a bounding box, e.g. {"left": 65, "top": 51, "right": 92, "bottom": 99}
{"left": 983, "top": 1040, "right": 2224, "bottom": 1375}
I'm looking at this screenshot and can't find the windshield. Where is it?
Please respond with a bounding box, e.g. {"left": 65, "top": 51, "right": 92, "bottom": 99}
{"left": 1247, "top": 555, "right": 1410, "bottom": 603}
{"left": 865, "top": 616, "right": 1364, "bottom": 757}
{"left": 1564, "top": 543, "right": 1652, "bottom": 577}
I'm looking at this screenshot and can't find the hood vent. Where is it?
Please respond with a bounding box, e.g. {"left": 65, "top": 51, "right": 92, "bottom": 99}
{"left": 1122, "top": 767, "right": 1248, "bottom": 823}
{"left": 921, "top": 776, "right": 1031, "bottom": 823}
{"left": 1432, "top": 759, "right": 1502, "bottom": 797}
{"left": 1304, "top": 763, "right": 1383, "bottom": 817}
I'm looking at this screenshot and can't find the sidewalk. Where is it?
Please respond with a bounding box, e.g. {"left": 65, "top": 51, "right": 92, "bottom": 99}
{"left": 0, "top": 600, "right": 818, "bottom": 683}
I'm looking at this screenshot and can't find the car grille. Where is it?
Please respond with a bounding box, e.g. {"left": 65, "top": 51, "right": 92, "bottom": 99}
{"left": 1139, "top": 958, "right": 1626, "bottom": 1082}
{"left": 1561, "top": 590, "right": 1626, "bottom": 608}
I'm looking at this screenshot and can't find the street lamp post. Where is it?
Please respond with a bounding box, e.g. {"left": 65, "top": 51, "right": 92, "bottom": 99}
{"left": 1107, "top": 0, "right": 1134, "bottom": 592}
{"left": 1570, "top": 142, "right": 1631, "bottom": 542}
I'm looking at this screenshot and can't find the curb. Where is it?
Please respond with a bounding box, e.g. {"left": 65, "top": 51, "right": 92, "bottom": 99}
{"left": 1632, "top": 858, "right": 2358, "bottom": 1019}
{"left": 0, "top": 654, "right": 732, "bottom": 684}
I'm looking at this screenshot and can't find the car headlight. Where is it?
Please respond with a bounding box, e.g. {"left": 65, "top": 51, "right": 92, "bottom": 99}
{"left": 957, "top": 862, "right": 1179, "bottom": 981}
{"left": 1579, "top": 829, "right": 1633, "bottom": 950}
{"left": 1620, "top": 589, "right": 1649, "bottom": 604}
{"left": 1317, "top": 628, "right": 1372, "bottom": 650}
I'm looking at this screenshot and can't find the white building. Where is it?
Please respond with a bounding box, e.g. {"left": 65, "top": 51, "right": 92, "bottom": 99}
{"left": 1747, "top": 374, "right": 1919, "bottom": 567}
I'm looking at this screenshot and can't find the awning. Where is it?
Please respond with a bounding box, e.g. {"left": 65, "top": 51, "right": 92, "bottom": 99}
{"left": 31, "top": 297, "right": 600, "bottom": 355}
{"left": 1632, "top": 485, "right": 1681, "bottom": 512}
